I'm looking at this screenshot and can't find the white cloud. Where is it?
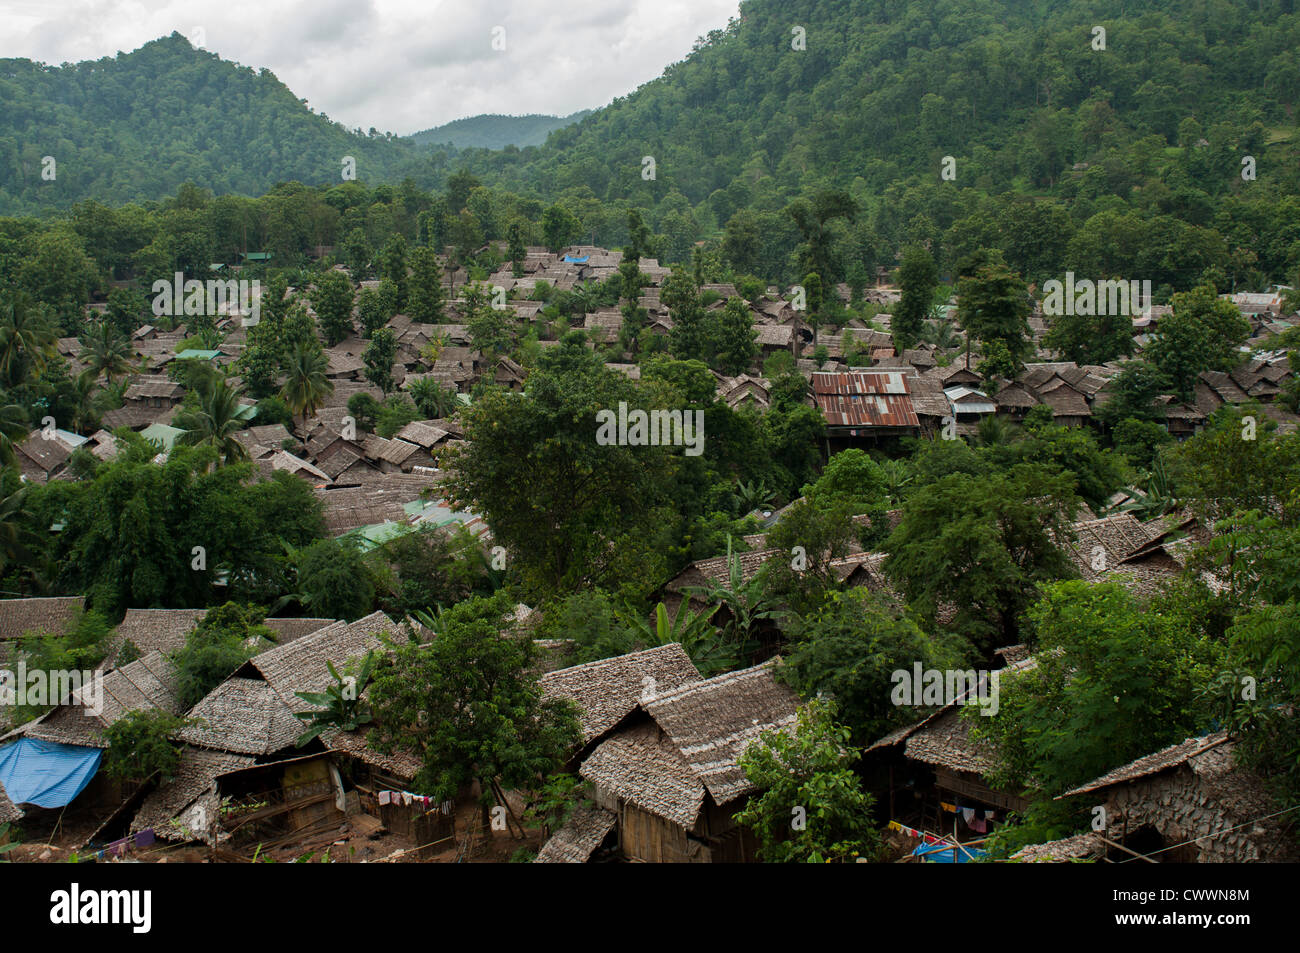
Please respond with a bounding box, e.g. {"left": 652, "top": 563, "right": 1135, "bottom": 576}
{"left": 0, "top": 0, "right": 740, "bottom": 134}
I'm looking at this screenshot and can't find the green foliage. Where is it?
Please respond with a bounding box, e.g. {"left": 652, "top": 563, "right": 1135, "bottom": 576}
{"left": 1147, "top": 286, "right": 1252, "bottom": 401}
{"left": 972, "top": 580, "right": 1220, "bottom": 795}
{"left": 7, "top": 609, "right": 113, "bottom": 723}
{"left": 293, "top": 537, "right": 376, "bottom": 621}
{"left": 24, "top": 448, "right": 325, "bottom": 615}
{"left": 1166, "top": 406, "right": 1300, "bottom": 524}
{"left": 170, "top": 602, "right": 274, "bottom": 709}
{"left": 102, "top": 709, "right": 192, "bottom": 784}
{"left": 362, "top": 327, "right": 398, "bottom": 394}
{"left": 532, "top": 590, "right": 636, "bottom": 665}
{"left": 957, "top": 262, "right": 1033, "bottom": 372}
{"left": 370, "top": 592, "right": 582, "bottom": 800}
{"left": 295, "top": 650, "right": 379, "bottom": 746}
{"left": 522, "top": 773, "right": 592, "bottom": 838}
{"left": 369, "top": 524, "right": 483, "bottom": 620}
{"left": 446, "top": 336, "right": 675, "bottom": 600}
{"left": 884, "top": 464, "right": 1079, "bottom": 648}
{"left": 782, "top": 589, "right": 970, "bottom": 747}
{"left": 894, "top": 245, "right": 937, "bottom": 351}
{"left": 734, "top": 700, "right": 881, "bottom": 863}
{"left": 375, "top": 394, "right": 420, "bottom": 438}
{"left": 406, "top": 245, "right": 446, "bottom": 323}
{"left": 311, "top": 270, "right": 356, "bottom": 347}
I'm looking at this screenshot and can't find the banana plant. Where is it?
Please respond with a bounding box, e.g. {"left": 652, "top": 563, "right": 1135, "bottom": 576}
{"left": 621, "top": 600, "right": 737, "bottom": 677}
{"left": 294, "top": 650, "right": 379, "bottom": 746}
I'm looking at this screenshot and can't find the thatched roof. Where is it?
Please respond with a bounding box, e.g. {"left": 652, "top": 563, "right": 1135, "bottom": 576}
{"left": 1012, "top": 831, "right": 1105, "bottom": 863}
{"left": 313, "top": 474, "right": 431, "bottom": 535}
{"left": 644, "top": 661, "right": 799, "bottom": 807}
{"left": 664, "top": 548, "right": 782, "bottom": 594}
{"left": 1062, "top": 731, "right": 1230, "bottom": 798}
{"left": 363, "top": 435, "right": 422, "bottom": 467}
{"left": 902, "top": 706, "right": 999, "bottom": 775}
{"left": 244, "top": 612, "right": 393, "bottom": 713}
{"left": 0, "top": 596, "right": 84, "bottom": 641}
{"left": 1067, "top": 514, "right": 1155, "bottom": 581}
{"left": 394, "top": 421, "right": 451, "bottom": 449}
{"left": 580, "top": 721, "right": 706, "bottom": 828}
{"left": 101, "top": 608, "right": 204, "bottom": 669}
{"left": 540, "top": 644, "right": 701, "bottom": 744}
{"left": 22, "top": 650, "right": 182, "bottom": 748}
{"left": 534, "top": 806, "right": 617, "bottom": 863}
{"left": 131, "top": 748, "right": 254, "bottom": 842}
{"left": 179, "top": 677, "right": 303, "bottom": 755}
{"left": 321, "top": 727, "right": 422, "bottom": 781}
{"left": 263, "top": 617, "right": 335, "bottom": 644}
{"left": 0, "top": 782, "right": 22, "bottom": 824}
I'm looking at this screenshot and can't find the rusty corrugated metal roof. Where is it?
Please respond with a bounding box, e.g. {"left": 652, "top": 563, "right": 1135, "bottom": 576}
{"left": 811, "top": 371, "right": 919, "bottom": 429}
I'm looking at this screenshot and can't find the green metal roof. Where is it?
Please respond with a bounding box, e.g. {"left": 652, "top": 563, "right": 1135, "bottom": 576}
{"left": 140, "top": 423, "right": 184, "bottom": 450}
{"left": 174, "top": 349, "right": 222, "bottom": 361}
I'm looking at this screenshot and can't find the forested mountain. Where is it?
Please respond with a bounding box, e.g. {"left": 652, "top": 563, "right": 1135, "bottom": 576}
{"left": 4, "top": 1, "right": 1300, "bottom": 290}
{"left": 409, "top": 111, "right": 592, "bottom": 150}
{"left": 0, "top": 33, "right": 437, "bottom": 212}
{"left": 447, "top": 0, "right": 1300, "bottom": 286}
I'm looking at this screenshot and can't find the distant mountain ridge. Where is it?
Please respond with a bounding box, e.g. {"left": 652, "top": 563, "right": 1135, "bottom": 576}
{"left": 408, "top": 111, "right": 593, "bottom": 150}
{"left": 0, "top": 32, "right": 427, "bottom": 213}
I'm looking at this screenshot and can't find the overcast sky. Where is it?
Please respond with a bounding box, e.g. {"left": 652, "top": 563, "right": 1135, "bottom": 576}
{"left": 1, "top": 0, "right": 740, "bottom": 134}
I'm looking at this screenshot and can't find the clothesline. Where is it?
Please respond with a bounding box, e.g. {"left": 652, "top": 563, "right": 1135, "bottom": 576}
{"left": 377, "top": 789, "right": 454, "bottom": 815}
{"left": 939, "top": 801, "right": 997, "bottom": 833}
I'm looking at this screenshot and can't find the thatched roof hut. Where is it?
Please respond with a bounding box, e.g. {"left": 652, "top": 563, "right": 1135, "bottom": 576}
{"left": 534, "top": 805, "right": 618, "bottom": 863}
{"left": 179, "top": 678, "right": 303, "bottom": 756}
{"left": 540, "top": 643, "right": 701, "bottom": 746}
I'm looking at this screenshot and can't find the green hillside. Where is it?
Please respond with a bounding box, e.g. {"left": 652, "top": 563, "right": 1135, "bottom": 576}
{"left": 3, "top": 1, "right": 1300, "bottom": 289}
{"left": 449, "top": 0, "right": 1300, "bottom": 285}
{"left": 409, "top": 111, "right": 592, "bottom": 150}
{"left": 0, "top": 33, "right": 433, "bottom": 212}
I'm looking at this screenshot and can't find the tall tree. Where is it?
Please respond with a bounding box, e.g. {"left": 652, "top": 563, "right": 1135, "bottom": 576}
{"left": 280, "top": 343, "right": 334, "bottom": 432}
{"left": 370, "top": 593, "right": 581, "bottom": 800}
{"left": 311, "top": 270, "right": 355, "bottom": 346}
{"left": 956, "top": 262, "right": 1033, "bottom": 373}
{"left": 1147, "top": 285, "right": 1252, "bottom": 402}
{"left": 893, "top": 244, "right": 937, "bottom": 352}
{"left": 362, "top": 328, "right": 398, "bottom": 394}
{"left": 175, "top": 377, "right": 251, "bottom": 467}
{"left": 406, "top": 245, "right": 446, "bottom": 323}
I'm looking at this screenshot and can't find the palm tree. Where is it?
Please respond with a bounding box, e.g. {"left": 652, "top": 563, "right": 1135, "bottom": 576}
{"left": 0, "top": 293, "right": 56, "bottom": 388}
{"left": 974, "top": 414, "right": 1019, "bottom": 447}
{"left": 176, "top": 377, "right": 251, "bottom": 466}
{"left": 923, "top": 316, "right": 960, "bottom": 350}
{"left": 68, "top": 373, "right": 112, "bottom": 434}
{"left": 409, "top": 376, "right": 458, "bottom": 419}
{"left": 77, "top": 319, "right": 134, "bottom": 384}
{"left": 0, "top": 403, "right": 30, "bottom": 468}
{"left": 0, "top": 486, "right": 34, "bottom": 576}
{"left": 280, "top": 343, "right": 334, "bottom": 434}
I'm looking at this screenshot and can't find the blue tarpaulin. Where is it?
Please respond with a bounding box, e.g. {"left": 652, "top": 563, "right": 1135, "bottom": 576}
{"left": 912, "top": 841, "right": 987, "bottom": 863}
{"left": 562, "top": 255, "right": 589, "bottom": 263}
{"left": 0, "top": 737, "right": 102, "bottom": 809}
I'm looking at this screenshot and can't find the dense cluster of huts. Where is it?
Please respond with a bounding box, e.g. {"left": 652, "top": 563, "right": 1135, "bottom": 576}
{"left": 0, "top": 246, "right": 1295, "bottom": 863}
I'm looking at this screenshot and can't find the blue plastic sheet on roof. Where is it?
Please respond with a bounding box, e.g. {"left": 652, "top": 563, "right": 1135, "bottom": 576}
{"left": 912, "top": 841, "right": 987, "bottom": 863}
{"left": 0, "top": 737, "right": 102, "bottom": 809}
{"left": 562, "top": 255, "right": 589, "bottom": 263}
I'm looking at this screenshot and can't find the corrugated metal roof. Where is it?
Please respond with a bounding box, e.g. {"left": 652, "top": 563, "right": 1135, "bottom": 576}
{"left": 811, "top": 371, "right": 919, "bottom": 428}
